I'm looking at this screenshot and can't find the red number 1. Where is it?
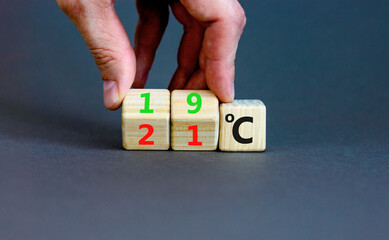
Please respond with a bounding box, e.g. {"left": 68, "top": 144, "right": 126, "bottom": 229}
{"left": 188, "top": 125, "right": 202, "bottom": 146}
{"left": 139, "top": 124, "right": 154, "bottom": 145}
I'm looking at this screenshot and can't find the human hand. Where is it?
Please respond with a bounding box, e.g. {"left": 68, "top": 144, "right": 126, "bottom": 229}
{"left": 57, "top": 0, "right": 246, "bottom": 110}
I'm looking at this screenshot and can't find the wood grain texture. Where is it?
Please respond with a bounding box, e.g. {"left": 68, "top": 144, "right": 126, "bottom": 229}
{"left": 171, "top": 90, "right": 219, "bottom": 151}
{"left": 219, "top": 100, "right": 266, "bottom": 152}
{"left": 122, "top": 89, "right": 170, "bottom": 150}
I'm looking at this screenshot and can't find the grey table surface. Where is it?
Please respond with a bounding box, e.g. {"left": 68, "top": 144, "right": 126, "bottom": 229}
{"left": 0, "top": 1, "right": 388, "bottom": 239}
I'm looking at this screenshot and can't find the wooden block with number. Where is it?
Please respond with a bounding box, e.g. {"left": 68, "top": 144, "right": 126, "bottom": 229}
{"left": 171, "top": 90, "right": 219, "bottom": 151}
{"left": 219, "top": 100, "right": 266, "bottom": 152}
{"left": 122, "top": 89, "right": 170, "bottom": 150}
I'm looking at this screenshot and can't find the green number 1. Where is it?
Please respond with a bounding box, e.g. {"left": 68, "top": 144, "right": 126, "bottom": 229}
{"left": 187, "top": 93, "right": 202, "bottom": 114}
{"left": 140, "top": 92, "right": 154, "bottom": 113}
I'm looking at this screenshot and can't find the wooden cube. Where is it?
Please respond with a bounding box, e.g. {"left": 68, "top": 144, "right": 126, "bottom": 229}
{"left": 171, "top": 90, "right": 219, "bottom": 151}
{"left": 122, "top": 89, "right": 170, "bottom": 150}
{"left": 219, "top": 100, "right": 266, "bottom": 152}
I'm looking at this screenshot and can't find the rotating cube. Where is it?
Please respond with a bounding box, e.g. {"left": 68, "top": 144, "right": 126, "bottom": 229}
{"left": 171, "top": 90, "right": 219, "bottom": 151}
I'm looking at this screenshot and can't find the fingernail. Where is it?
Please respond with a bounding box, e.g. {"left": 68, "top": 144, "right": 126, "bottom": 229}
{"left": 229, "top": 82, "right": 235, "bottom": 102}
{"left": 103, "top": 81, "right": 119, "bottom": 109}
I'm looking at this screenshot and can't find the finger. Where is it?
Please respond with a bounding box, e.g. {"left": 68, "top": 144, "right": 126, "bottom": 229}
{"left": 168, "top": 1, "right": 204, "bottom": 90}
{"left": 56, "top": 0, "right": 136, "bottom": 110}
{"left": 184, "top": 69, "right": 207, "bottom": 89}
{"left": 180, "top": 0, "right": 246, "bottom": 102}
{"left": 183, "top": 49, "right": 207, "bottom": 89}
{"left": 133, "top": 0, "right": 169, "bottom": 88}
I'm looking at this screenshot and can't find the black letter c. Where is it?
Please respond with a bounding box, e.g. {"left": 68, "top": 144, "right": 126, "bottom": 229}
{"left": 232, "top": 116, "right": 253, "bottom": 144}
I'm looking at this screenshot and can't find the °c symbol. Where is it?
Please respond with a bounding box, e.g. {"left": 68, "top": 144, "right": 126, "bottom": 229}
{"left": 226, "top": 114, "right": 253, "bottom": 144}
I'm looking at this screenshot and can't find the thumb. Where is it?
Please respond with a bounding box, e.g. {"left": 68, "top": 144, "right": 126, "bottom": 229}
{"left": 57, "top": 0, "right": 136, "bottom": 110}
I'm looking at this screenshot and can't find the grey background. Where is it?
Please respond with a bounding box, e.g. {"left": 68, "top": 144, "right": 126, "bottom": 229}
{"left": 0, "top": 0, "right": 388, "bottom": 239}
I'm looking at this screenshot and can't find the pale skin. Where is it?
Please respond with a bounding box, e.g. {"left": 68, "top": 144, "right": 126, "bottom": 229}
{"left": 56, "top": 0, "right": 246, "bottom": 110}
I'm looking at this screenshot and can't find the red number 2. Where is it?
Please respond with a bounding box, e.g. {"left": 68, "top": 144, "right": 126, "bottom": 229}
{"left": 188, "top": 125, "right": 202, "bottom": 146}
{"left": 139, "top": 124, "right": 154, "bottom": 145}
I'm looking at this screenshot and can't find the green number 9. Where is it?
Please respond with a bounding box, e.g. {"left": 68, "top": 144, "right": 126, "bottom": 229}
{"left": 187, "top": 93, "right": 202, "bottom": 114}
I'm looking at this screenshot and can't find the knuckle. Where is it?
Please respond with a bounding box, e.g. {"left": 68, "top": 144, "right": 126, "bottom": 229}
{"left": 57, "top": 0, "right": 113, "bottom": 18}
{"left": 235, "top": 5, "right": 247, "bottom": 30}
{"left": 56, "top": 0, "right": 85, "bottom": 17}
{"left": 90, "top": 47, "right": 120, "bottom": 71}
